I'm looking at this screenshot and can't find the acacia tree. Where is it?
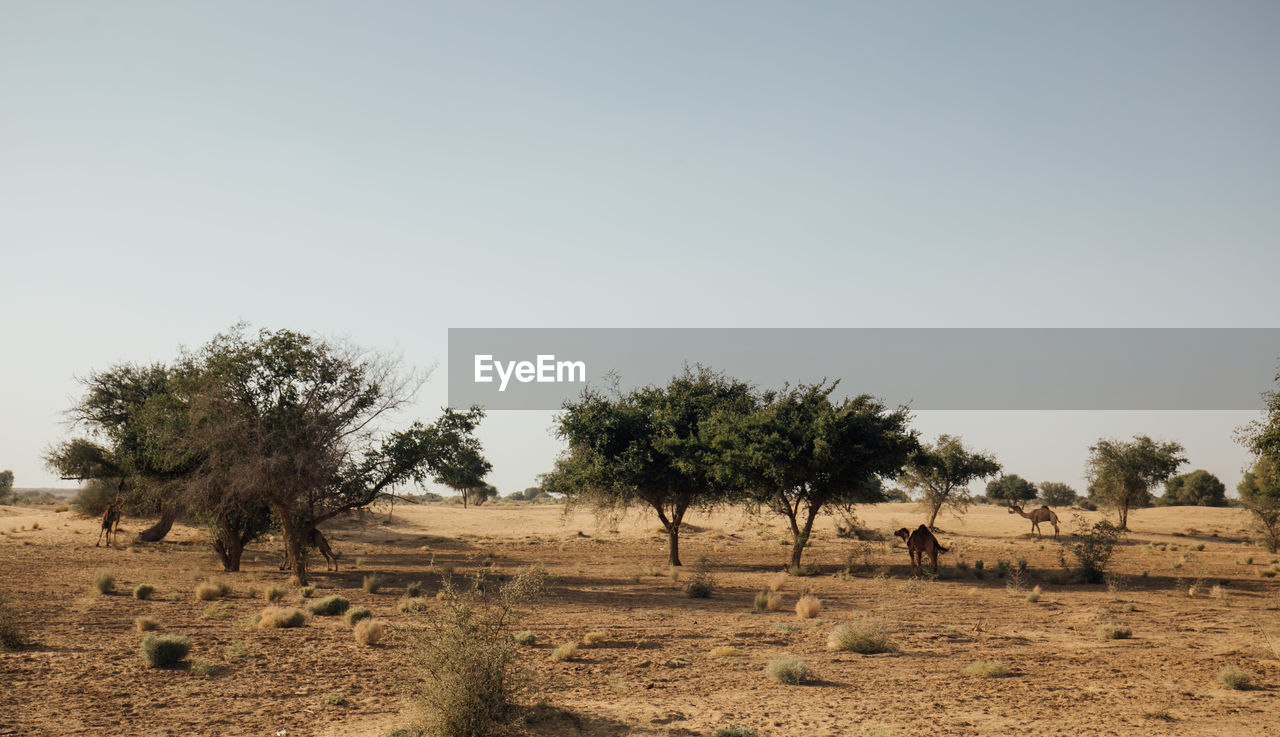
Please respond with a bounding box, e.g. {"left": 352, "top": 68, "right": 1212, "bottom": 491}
{"left": 0, "top": 470, "right": 13, "bottom": 505}
{"left": 546, "top": 366, "right": 755, "bottom": 566}
{"left": 985, "top": 474, "right": 1037, "bottom": 505}
{"left": 902, "top": 435, "right": 1001, "bottom": 529}
{"left": 1037, "top": 481, "right": 1078, "bottom": 507}
{"left": 1238, "top": 457, "right": 1280, "bottom": 553}
{"left": 707, "top": 381, "right": 918, "bottom": 569}
{"left": 186, "top": 327, "right": 489, "bottom": 584}
{"left": 1085, "top": 435, "right": 1186, "bottom": 530}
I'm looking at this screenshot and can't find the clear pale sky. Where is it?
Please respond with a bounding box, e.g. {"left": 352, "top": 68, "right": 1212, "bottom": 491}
{"left": 2, "top": 1, "right": 1278, "bottom": 498}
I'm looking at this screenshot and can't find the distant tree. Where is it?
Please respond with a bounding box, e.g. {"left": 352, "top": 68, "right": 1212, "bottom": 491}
{"left": 1086, "top": 435, "right": 1186, "bottom": 530}
{"left": 547, "top": 366, "right": 755, "bottom": 566}
{"left": 1238, "top": 457, "right": 1280, "bottom": 553}
{"left": 1037, "top": 481, "right": 1078, "bottom": 507}
{"left": 707, "top": 381, "right": 918, "bottom": 569}
{"left": 0, "top": 470, "right": 13, "bottom": 505}
{"left": 1238, "top": 366, "right": 1280, "bottom": 460}
{"left": 901, "top": 435, "right": 1001, "bottom": 528}
{"left": 1160, "top": 469, "right": 1227, "bottom": 507}
{"left": 985, "top": 474, "right": 1037, "bottom": 504}
{"left": 881, "top": 487, "right": 911, "bottom": 503}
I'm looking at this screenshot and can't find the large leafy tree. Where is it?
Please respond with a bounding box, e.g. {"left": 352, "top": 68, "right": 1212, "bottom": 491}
{"left": 185, "top": 327, "right": 489, "bottom": 583}
{"left": 1085, "top": 435, "right": 1186, "bottom": 530}
{"left": 1160, "top": 469, "right": 1227, "bottom": 507}
{"left": 546, "top": 366, "right": 755, "bottom": 566}
{"left": 1238, "top": 457, "right": 1280, "bottom": 553}
{"left": 985, "top": 474, "right": 1037, "bottom": 504}
{"left": 902, "top": 435, "right": 1001, "bottom": 529}
{"left": 0, "top": 470, "right": 13, "bottom": 505}
{"left": 707, "top": 381, "right": 918, "bottom": 569}
{"left": 1037, "top": 481, "right": 1079, "bottom": 507}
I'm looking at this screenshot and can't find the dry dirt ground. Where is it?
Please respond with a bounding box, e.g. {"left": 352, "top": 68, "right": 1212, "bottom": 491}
{"left": 2, "top": 501, "right": 1279, "bottom": 737}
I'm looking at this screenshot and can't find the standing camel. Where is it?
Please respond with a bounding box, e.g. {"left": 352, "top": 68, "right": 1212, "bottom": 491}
{"left": 1008, "top": 503, "right": 1059, "bottom": 540}
{"left": 894, "top": 525, "right": 949, "bottom": 576}
{"left": 96, "top": 504, "right": 121, "bottom": 547}
{"left": 279, "top": 528, "right": 338, "bottom": 573}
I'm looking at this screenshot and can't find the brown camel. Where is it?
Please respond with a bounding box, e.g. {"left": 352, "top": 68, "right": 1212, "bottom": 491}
{"left": 894, "top": 525, "right": 949, "bottom": 576}
{"left": 279, "top": 528, "right": 338, "bottom": 572}
{"left": 1008, "top": 503, "right": 1059, "bottom": 540}
{"left": 96, "top": 504, "right": 121, "bottom": 547}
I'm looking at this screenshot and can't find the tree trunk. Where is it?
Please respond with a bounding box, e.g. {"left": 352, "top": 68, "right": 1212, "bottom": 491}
{"left": 790, "top": 505, "right": 819, "bottom": 569}
{"left": 1118, "top": 504, "right": 1129, "bottom": 531}
{"left": 666, "top": 524, "right": 681, "bottom": 567}
{"left": 213, "top": 535, "right": 245, "bottom": 572}
{"left": 927, "top": 500, "right": 942, "bottom": 529}
{"left": 136, "top": 505, "right": 177, "bottom": 543}
{"left": 276, "top": 506, "right": 309, "bottom": 585}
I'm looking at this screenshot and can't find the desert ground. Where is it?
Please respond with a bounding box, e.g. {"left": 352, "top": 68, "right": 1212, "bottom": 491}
{"left": 1, "top": 501, "right": 1278, "bottom": 737}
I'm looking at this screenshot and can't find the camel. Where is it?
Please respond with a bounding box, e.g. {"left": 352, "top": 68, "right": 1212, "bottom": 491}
{"left": 279, "top": 528, "right": 338, "bottom": 572}
{"left": 1008, "top": 503, "right": 1059, "bottom": 540}
{"left": 96, "top": 504, "right": 121, "bottom": 547}
{"left": 894, "top": 525, "right": 949, "bottom": 576}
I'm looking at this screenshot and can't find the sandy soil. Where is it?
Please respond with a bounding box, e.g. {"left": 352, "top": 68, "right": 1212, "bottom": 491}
{"left": 1, "top": 501, "right": 1278, "bottom": 737}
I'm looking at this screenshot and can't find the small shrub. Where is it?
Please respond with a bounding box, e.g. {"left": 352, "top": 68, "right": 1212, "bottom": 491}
{"left": 827, "top": 620, "right": 895, "bottom": 654}
{"left": 322, "top": 693, "right": 348, "bottom": 706}
{"left": 550, "top": 642, "right": 579, "bottom": 662}
{"left": 713, "top": 729, "right": 757, "bottom": 737}
{"left": 1025, "top": 586, "right": 1042, "bottom": 603}
{"left": 767, "top": 572, "right": 788, "bottom": 592}
{"left": 398, "top": 597, "right": 429, "bottom": 614}
{"left": 795, "top": 594, "right": 821, "bottom": 619}
{"left": 92, "top": 570, "right": 116, "bottom": 595}
{"left": 299, "top": 585, "right": 315, "bottom": 598}
{"left": 133, "top": 584, "right": 154, "bottom": 600}
{"left": 406, "top": 581, "right": 423, "bottom": 598}
{"left": 1218, "top": 665, "right": 1252, "bottom": 690}
{"left": 345, "top": 607, "right": 373, "bottom": 627}
{"left": 140, "top": 633, "right": 190, "bottom": 667}
{"left": 0, "top": 596, "right": 26, "bottom": 650}
{"left": 195, "top": 581, "right": 229, "bottom": 601}
{"left": 685, "top": 556, "right": 716, "bottom": 598}
{"left": 354, "top": 619, "right": 383, "bottom": 646}
{"left": 307, "top": 595, "right": 350, "bottom": 616}
{"left": 764, "top": 656, "right": 809, "bottom": 685}
{"left": 256, "top": 607, "right": 306, "bottom": 629}
{"left": 1097, "top": 624, "right": 1132, "bottom": 640}
{"left": 1066, "top": 519, "right": 1123, "bottom": 584}
{"left": 134, "top": 616, "right": 159, "bottom": 632}
{"left": 513, "top": 630, "right": 536, "bottom": 646}
{"left": 709, "top": 646, "right": 741, "bottom": 658}
{"left": 363, "top": 574, "right": 387, "bottom": 594}
{"left": 265, "top": 586, "right": 286, "bottom": 603}
{"left": 965, "top": 660, "right": 1010, "bottom": 678}
{"left": 582, "top": 631, "right": 607, "bottom": 646}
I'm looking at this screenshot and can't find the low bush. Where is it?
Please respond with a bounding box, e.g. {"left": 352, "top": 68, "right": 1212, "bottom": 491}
{"left": 134, "top": 616, "right": 159, "bottom": 632}
{"left": 550, "top": 642, "right": 579, "bottom": 662}
{"left": 354, "top": 619, "right": 383, "bottom": 646}
{"left": 1097, "top": 624, "right": 1132, "bottom": 640}
{"left": 92, "top": 570, "right": 116, "bottom": 595}
{"left": 713, "top": 729, "right": 757, "bottom": 737}
{"left": 406, "top": 581, "right": 423, "bottom": 598}
{"left": 195, "top": 581, "right": 230, "bottom": 601}
{"left": 256, "top": 607, "right": 306, "bottom": 629}
{"left": 964, "top": 660, "right": 1010, "bottom": 678}
{"left": 1218, "top": 666, "right": 1252, "bottom": 690}
{"left": 363, "top": 575, "right": 387, "bottom": 594}
{"left": 582, "top": 631, "right": 607, "bottom": 646}
{"left": 140, "top": 633, "right": 190, "bottom": 668}
{"left": 513, "top": 630, "right": 536, "bottom": 646}
{"left": 133, "top": 584, "right": 154, "bottom": 600}
{"left": 307, "top": 595, "right": 350, "bottom": 616}
{"left": 345, "top": 607, "right": 373, "bottom": 627}
{"left": 0, "top": 595, "right": 25, "bottom": 650}
{"left": 764, "top": 656, "right": 809, "bottom": 685}
{"left": 709, "top": 646, "right": 741, "bottom": 658}
{"left": 827, "top": 620, "right": 895, "bottom": 654}
{"left": 265, "top": 586, "right": 286, "bottom": 603}
{"left": 685, "top": 556, "right": 716, "bottom": 598}
{"left": 795, "top": 594, "right": 821, "bottom": 619}
{"left": 398, "top": 597, "right": 429, "bottom": 614}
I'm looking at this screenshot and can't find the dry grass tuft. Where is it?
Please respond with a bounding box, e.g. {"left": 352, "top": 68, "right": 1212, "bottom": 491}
{"left": 344, "top": 606, "right": 373, "bottom": 627}
{"left": 964, "top": 660, "right": 1010, "bottom": 678}
{"left": 1097, "top": 624, "right": 1133, "bottom": 640}
{"left": 264, "top": 586, "right": 286, "bottom": 603}
{"left": 363, "top": 574, "right": 387, "bottom": 594}
{"left": 1025, "top": 585, "right": 1042, "bottom": 603}
{"left": 353, "top": 619, "right": 384, "bottom": 646}
{"left": 132, "top": 584, "right": 154, "bottom": 600}
{"left": 256, "top": 607, "right": 306, "bottom": 629}
{"left": 768, "top": 572, "right": 788, "bottom": 592}
{"left": 582, "top": 631, "right": 607, "bottom": 646}
{"left": 140, "top": 633, "right": 190, "bottom": 668}
{"left": 795, "top": 594, "right": 822, "bottom": 619}
{"left": 709, "top": 646, "right": 742, "bottom": 658}
{"left": 827, "top": 620, "right": 895, "bottom": 654}
{"left": 194, "top": 581, "right": 230, "bottom": 601}
{"left": 405, "top": 581, "right": 423, "bottom": 598}
{"left": 1218, "top": 666, "right": 1252, "bottom": 690}
{"left": 513, "top": 630, "right": 536, "bottom": 646}
{"left": 92, "top": 570, "right": 116, "bottom": 595}
{"left": 307, "top": 595, "right": 350, "bottom": 616}
{"left": 134, "top": 616, "right": 159, "bottom": 632}
{"left": 550, "top": 642, "right": 579, "bottom": 662}
{"left": 764, "top": 656, "right": 809, "bottom": 685}
{"left": 398, "top": 597, "right": 429, "bottom": 614}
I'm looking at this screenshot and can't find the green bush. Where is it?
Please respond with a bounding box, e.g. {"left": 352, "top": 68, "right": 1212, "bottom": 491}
{"left": 413, "top": 568, "right": 547, "bottom": 737}
{"left": 133, "top": 584, "right": 155, "bottom": 600}
{"left": 764, "top": 656, "right": 809, "bottom": 685}
{"left": 684, "top": 556, "right": 716, "bottom": 598}
{"left": 1066, "top": 519, "right": 1123, "bottom": 584}
{"left": 140, "top": 633, "right": 190, "bottom": 667}
{"left": 307, "top": 595, "right": 350, "bottom": 616}
{"left": 345, "top": 607, "right": 373, "bottom": 627}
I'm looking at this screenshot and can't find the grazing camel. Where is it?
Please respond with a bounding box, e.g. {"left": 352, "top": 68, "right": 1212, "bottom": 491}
{"left": 894, "top": 525, "right": 949, "bottom": 576}
{"left": 96, "top": 504, "right": 121, "bottom": 547}
{"left": 279, "top": 528, "right": 338, "bottom": 572}
{"left": 1008, "top": 503, "right": 1059, "bottom": 540}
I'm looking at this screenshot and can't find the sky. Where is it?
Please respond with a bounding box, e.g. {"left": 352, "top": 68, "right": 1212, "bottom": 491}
{"left": 2, "top": 1, "right": 1278, "bottom": 499}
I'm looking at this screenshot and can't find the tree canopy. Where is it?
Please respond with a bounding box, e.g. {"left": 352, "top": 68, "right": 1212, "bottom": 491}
{"left": 1085, "top": 435, "right": 1186, "bottom": 529}
{"left": 1037, "top": 481, "right": 1078, "bottom": 507}
{"left": 985, "top": 474, "right": 1037, "bottom": 504}
{"left": 0, "top": 470, "right": 13, "bottom": 505}
{"left": 1239, "top": 457, "right": 1280, "bottom": 553}
{"left": 1160, "top": 469, "right": 1227, "bottom": 507}
{"left": 901, "top": 435, "right": 1001, "bottom": 528}
{"left": 707, "top": 381, "right": 918, "bottom": 569}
